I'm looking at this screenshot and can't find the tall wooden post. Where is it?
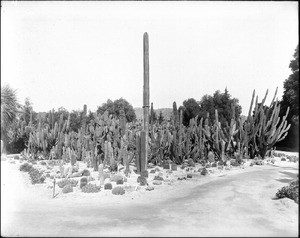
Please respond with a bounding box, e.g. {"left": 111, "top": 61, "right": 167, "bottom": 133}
{"left": 143, "top": 32, "right": 150, "bottom": 171}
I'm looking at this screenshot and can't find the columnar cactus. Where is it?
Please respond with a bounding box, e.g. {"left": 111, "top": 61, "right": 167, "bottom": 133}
{"left": 143, "top": 32, "right": 150, "bottom": 169}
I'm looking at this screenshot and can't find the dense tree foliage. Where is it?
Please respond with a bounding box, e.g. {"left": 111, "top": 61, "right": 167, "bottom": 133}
{"left": 199, "top": 88, "right": 242, "bottom": 126}
{"left": 97, "top": 98, "right": 136, "bottom": 122}
{"left": 179, "top": 89, "right": 242, "bottom": 127}
{"left": 179, "top": 98, "right": 201, "bottom": 126}
{"left": 276, "top": 45, "right": 299, "bottom": 151}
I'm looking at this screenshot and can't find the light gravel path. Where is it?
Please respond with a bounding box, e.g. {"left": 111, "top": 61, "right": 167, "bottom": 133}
{"left": 1, "top": 159, "right": 298, "bottom": 237}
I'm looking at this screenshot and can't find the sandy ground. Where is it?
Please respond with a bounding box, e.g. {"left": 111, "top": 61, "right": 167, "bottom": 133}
{"left": 1, "top": 151, "right": 299, "bottom": 237}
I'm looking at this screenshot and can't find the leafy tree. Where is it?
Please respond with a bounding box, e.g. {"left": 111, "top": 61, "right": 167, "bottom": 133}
{"left": 97, "top": 98, "right": 136, "bottom": 122}
{"left": 180, "top": 98, "right": 201, "bottom": 126}
{"left": 276, "top": 44, "right": 299, "bottom": 150}
{"left": 1, "top": 84, "right": 20, "bottom": 153}
{"left": 199, "top": 88, "right": 242, "bottom": 127}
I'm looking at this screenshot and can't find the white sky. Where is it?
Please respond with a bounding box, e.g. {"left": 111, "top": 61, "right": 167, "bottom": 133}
{"left": 1, "top": 1, "right": 298, "bottom": 115}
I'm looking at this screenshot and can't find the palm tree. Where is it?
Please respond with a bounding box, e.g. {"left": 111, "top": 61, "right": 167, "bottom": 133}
{"left": 1, "top": 84, "right": 19, "bottom": 154}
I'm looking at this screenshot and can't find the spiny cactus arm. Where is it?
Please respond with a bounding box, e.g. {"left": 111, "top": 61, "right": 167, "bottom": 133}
{"left": 247, "top": 90, "right": 256, "bottom": 118}
{"left": 66, "top": 113, "right": 70, "bottom": 132}
{"left": 214, "top": 110, "right": 220, "bottom": 151}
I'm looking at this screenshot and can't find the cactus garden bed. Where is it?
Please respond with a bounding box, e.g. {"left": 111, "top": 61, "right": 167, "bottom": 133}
{"left": 1, "top": 150, "right": 298, "bottom": 237}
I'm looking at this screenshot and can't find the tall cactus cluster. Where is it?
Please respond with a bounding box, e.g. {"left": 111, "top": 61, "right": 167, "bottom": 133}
{"left": 17, "top": 33, "right": 291, "bottom": 171}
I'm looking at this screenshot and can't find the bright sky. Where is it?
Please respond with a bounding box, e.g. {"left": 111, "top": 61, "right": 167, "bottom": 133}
{"left": 1, "top": 1, "right": 298, "bottom": 115}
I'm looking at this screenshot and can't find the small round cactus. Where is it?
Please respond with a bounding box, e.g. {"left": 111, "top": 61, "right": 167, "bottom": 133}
{"left": 137, "top": 176, "right": 147, "bottom": 186}
{"left": 201, "top": 168, "right": 208, "bottom": 176}
{"left": 112, "top": 186, "right": 125, "bottom": 195}
{"left": 141, "top": 169, "right": 149, "bottom": 178}
{"left": 104, "top": 183, "right": 113, "bottom": 190}
{"left": 80, "top": 177, "right": 88, "bottom": 188}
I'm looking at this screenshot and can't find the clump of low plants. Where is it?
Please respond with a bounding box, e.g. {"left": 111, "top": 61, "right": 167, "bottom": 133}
{"left": 201, "top": 168, "right": 208, "bottom": 176}
{"left": 162, "top": 162, "right": 170, "bottom": 170}
{"left": 153, "top": 176, "right": 164, "bottom": 181}
{"left": 187, "top": 158, "right": 195, "bottom": 167}
{"left": 40, "top": 161, "right": 47, "bottom": 166}
{"left": 57, "top": 178, "right": 78, "bottom": 188}
{"left": 29, "top": 168, "right": 46, "bottom": 184}
{"left": 276, "top": 178, "right": 299, "bottom": 204}
{"left": 82, "top": 183, "right": 101, "bottom": 193}
{"left": 110, "top": 174, "right": 123, "bottom": 182}
{"left": 187, "top": 174, "right": 192, "bottom": 178}
{"left": 112, "top": 186, "right": 125, "bottom": 195}
{"left": 19, "top": 163, "right": 33, "bottom": 172}
{"left": 14, "top": 155, "right": 20, "bottom": 160}
{"left": 153, "top": 180, "right": 162, "bottom": 185}
{"left": 109, "top": 162, "right": 118, "bottom": 172}
{"left": 116, "top": 179, "right": 124, "bottom": 185}
{"left": 137, "top": 176, "right": 147, "bottom": 186}
{"left": 62, "top": 184, "right": 73, "bottom": 194}
{"left": 146, "top": 186, "right": 154, "bottom": 191}
{"left": 250, "top": 159, "right": 264, "bottom": 166}
{"left": 82, "top": 169, "right": 90, "bottom": 176}
{"left": 104, "top": 183, "right": 113, "bottom": 190}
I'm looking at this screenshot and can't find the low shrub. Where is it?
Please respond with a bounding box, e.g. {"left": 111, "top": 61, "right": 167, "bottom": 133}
{"left": 187, "top": 174, "right": 192, "bottom": 178}
{"left": 57, "top": 178, "right": 78, "bottom": 188}
{"left": 82, "top": 183, "right": 101, "bottom": 193}
{"left": 281, "top": 158, "right": 286, "bottom": 161}
{"left": 211, "top": 162, "right": 217, "bottom": 167}
{"left": 104, "top": 183, "right": 113, "bottom": 190}
{"left": 14, "top": 155, "right": 20, "bottom": 160}
{"left": 276, "top": 178, "right": 298, "bottom": 203}
{"left": 62, "top": 184, "right": 73, "bottom": 193}
{"left": 29, "top": 168, "right": 46, "bottom": 184}
{"left": 112, "top": 186, "right": 125, "bottom": 195}
{"left": 19, "top": 163, "right": 33, "bottom": 172}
